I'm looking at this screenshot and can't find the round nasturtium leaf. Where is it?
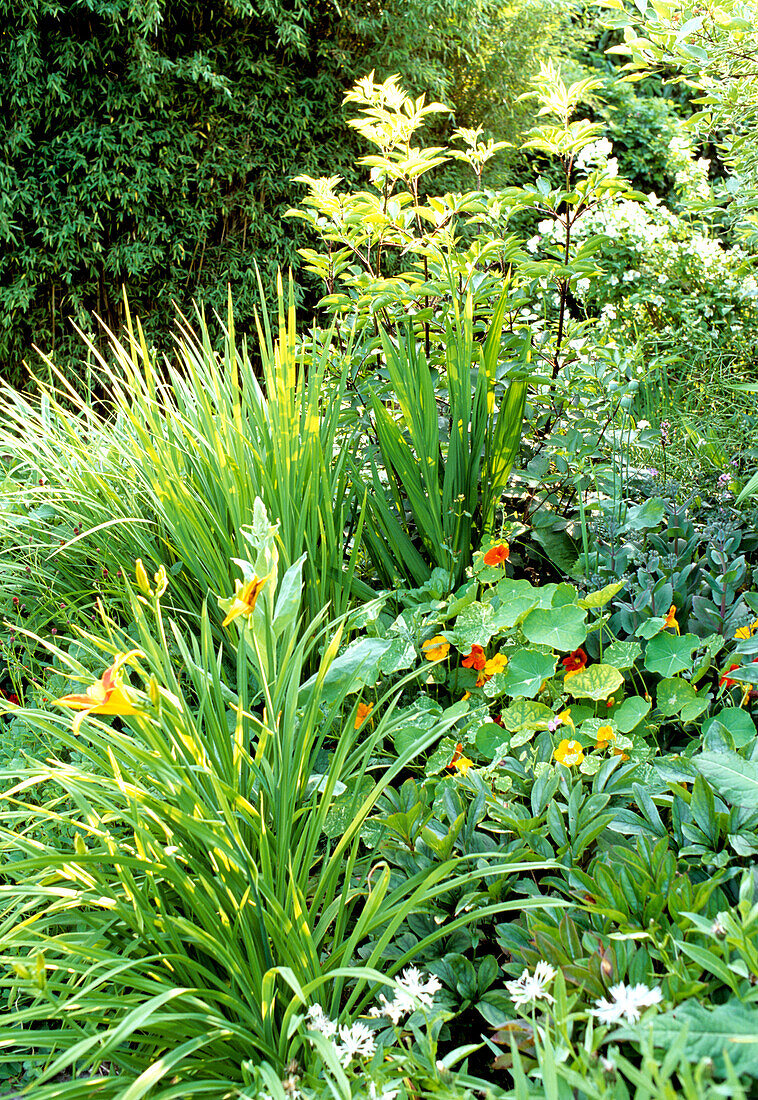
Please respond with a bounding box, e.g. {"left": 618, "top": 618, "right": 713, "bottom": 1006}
{"left": 564, "top": 663, "right": 624, "bottom": 701}
{"left": 501, "top": 649, "right": 557, "bottom": 698}
{"left": 612, "top": 695, "right": 651, "bottom": 733}
{"left": 521, "top": 605, "right": 588, "bottom": 651}
{"left": 644, "top": 633, "right": 698, "bottom": 677}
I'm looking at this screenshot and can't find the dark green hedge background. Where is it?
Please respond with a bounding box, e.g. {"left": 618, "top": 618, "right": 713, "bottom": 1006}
{"left": 1, "top": 0, "right": 566, "bottom": 387}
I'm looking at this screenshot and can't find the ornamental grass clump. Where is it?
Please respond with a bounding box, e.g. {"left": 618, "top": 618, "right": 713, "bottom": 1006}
{"left": 0, "top": 276, "right": 363, "bottom": 680}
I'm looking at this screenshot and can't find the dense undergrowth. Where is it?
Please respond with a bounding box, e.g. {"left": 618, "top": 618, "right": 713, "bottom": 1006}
{"left": 2, "top": 23, "right": 758, "bottom": 1100}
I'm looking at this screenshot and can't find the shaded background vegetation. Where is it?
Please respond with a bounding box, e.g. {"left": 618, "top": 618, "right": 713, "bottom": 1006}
{"left": 1, "top": 0, "right": 575, "bottom": 388}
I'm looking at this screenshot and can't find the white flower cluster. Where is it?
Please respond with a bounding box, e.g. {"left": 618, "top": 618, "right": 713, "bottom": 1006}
{"left": 575, "top": 137, "right": 617, "bottom": 177}
{"left": 303, "top": 968, "right": 441, "bottom": 1072}
{"left": 591, "top": 982, "right": 663, "bottom": 1025}
{"left": 306, "top": 1005, "right": 376, "bottom": 1067}
{"left": 505, "top": 961, "right": 556, "bottom": 1008}
{"left": 369, "top": 966, "right": 442, "bottom": 1024}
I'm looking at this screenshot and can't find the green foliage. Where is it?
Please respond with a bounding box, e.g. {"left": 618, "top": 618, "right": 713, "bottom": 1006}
{"left": 0, "top": 278, "right": 362, "bottom": 686}
{"left": 0, "top": 0, "right": 522, "bottom": 389}
{"left": 0, "top": 521, "right": 503, "bottom": 1096}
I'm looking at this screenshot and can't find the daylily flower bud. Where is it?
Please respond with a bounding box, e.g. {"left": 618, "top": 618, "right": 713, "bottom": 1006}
{"left": 153, "top": 564, "right": 168, "bottom": 598}
{"left": 135, "top": 559, "right": 152, "bottom": 596}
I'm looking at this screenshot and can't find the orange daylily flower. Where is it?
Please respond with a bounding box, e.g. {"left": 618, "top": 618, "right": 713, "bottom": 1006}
{"left": 354, "top": 702, "right": 373, "bottom": 729}
{"left": 421, "top": 635, "right": 451, "bottom": 662}
{"left": 462, "top": 644, "right": 487, "bottom": 671}
{"left": 554, "top": 738, "right": 584, "bottom": 767}
{"left": 483, "top": 542, "right": 510, "bottom": 567}
{"left": 55, "top": 650, "right": 145, "bottom": 733}
{"left": 663, "top": 605, "right": 680, "bottom": 635}
{"left": 222, "top": 573, "right": 270, "bottom": 627}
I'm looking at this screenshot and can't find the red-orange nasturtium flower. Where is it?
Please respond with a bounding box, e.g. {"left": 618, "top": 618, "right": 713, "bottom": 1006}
{"left": 462, "top": 644, "right": 487, "bottom": 671}
{"left": 55, "top": 650, "right": 144, "bottom": 733}
{"left": 483, "top": 542, "right": 510, "bottom": 567}
{"left": 663, "top": 605, "right": 680, "bottom": 635}
{"left": 354, "top": 702, "right": 373, "bottom": 729}
{"left": 720, "top": 664, "right": 741, "bottom": 689}
{"left": 222, "top": 573, "right": 270, "bottom": 627}
{"left": 421, "top": 635, "right": 450, "bottom": 661}
{"left": 562, "top": 648, "right": 587, "bottom": 679}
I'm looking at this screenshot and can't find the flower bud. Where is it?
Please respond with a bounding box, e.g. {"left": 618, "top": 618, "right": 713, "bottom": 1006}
{"left": 135, "top": 559, "right": 153, "bottom": 596}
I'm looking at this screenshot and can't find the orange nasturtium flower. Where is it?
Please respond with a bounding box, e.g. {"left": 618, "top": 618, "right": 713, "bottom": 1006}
{"left": 55, "top": 650, "right": 145, "bottom": 733}
{"left": 421, "top": 635, "right": 450, "bottom": 661}
{"left": 663, "top": 604, "right": 680, "bottom": 635}
{"left": 462, "top": 644, "right": 487, "bottom": 671}
{"left": 554, "top": 738, "right": 584, "bottom": 767}
{"left": 562, "top": 648, "right": 587, "bottom": 680}
{"left": 222, "top": 573, "right": 270, "bottom": 627}
{"left": 476, "top": 651, "right": 508, "bottom": 687}
{"left": 354, "top": 702, "right": 373, "bottom": 729}
{"left": 595, "top": 725, "right": 616, "bottom": 750}
{"left": 483, "top": 542, "right": 510, "bottom": 567}
{"left": 447, "top": 742, "right": 474, "bottom": 777}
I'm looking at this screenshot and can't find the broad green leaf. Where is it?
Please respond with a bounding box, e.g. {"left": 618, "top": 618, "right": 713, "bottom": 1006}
{"left": 498, "top": 699, "right": 554, "bottom": 733}
{"left": 656, "top": 677, "right": 708, "bottom": 722}
{"left": 604, "top": 639, "right": 642, "bottom": 670}
{"left": 453, "top": 601, "right": 496, "bottom": 646}
{"left": 475, "top": 722, "right": 511, "bottom": 759}
{"left": 502, "top": 649, "right": 557, "bottom": 698}
{"left": 578, "top": 580, "right": 625, "bottom": 610}
{"left": 612, "top": 695, "right": 650, "bottom": 733}
{"left": 647, "top": 1000, "right": 758, "bottom": 1075}
{"left": 703, "top": 708, "right": 756, "bottom": 750}
{"left": 564, "top": 663, "right": 624, "bottom": 701}
{"left": 493, "top": 578, "right": 542, "bottom": 628}
{"left": 697, "top": 750, "right": 758, "bottom": 807}
{"left": 623, "top": 497, "right": 665, "bottom": 531}
{"left": 644, "top": 632, "right": 698, "bottom": 677}
{"left": 323, "top": 776, "right": 375, "bottom": 838}
{"left": 521, "top": 605, "right": 588, "bottom": 651}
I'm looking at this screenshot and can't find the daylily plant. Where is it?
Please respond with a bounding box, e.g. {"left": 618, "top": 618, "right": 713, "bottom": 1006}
{"left": 55, "top": 650, "right": 145, "bottom": 733}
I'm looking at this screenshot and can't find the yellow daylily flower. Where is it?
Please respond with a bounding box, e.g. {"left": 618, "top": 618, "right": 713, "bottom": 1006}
{"left": 55, "top": 650, "right": 145, "bottom": 733}
{"left": 222, "top": 573, "right": 270, "bottom": 627}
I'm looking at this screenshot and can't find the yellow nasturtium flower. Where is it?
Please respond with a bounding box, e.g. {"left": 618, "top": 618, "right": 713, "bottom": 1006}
{"left": 421, "top": 635, "right": 450, "bottom": 662}
{"left": 354, "top": 702, "right": 374, "bottom": 729}
{"left": 55, "top": 650, "right": 145, "bottom": 733}
{"left": 595, "top": 725, "right": 616, "bottom": 750}
{"left": 734, "top": 619, "right": 758, "bottom": 640}
{"left": 554, "top": 739, "right": 584, "bottom": 767}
